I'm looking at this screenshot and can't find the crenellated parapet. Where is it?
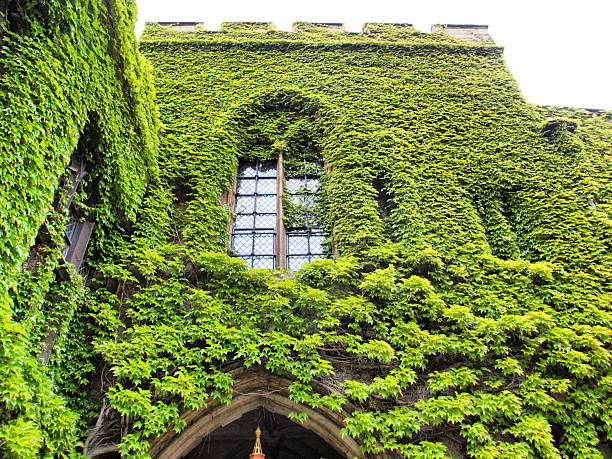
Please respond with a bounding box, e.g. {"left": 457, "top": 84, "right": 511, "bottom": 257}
{"left": 150, "top": 21, "right": 494, "bottom": 44}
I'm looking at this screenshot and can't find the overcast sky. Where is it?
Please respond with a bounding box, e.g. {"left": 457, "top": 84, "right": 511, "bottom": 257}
{"left": 135, "top": 0, "right": 612, "bottom": 110}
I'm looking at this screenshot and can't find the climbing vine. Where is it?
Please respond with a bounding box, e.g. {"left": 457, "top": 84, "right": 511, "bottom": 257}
{"left": 0, "top": 0, "right": 158, "bottom": 456}
{"left": 88, "top": 22, "right": 609, "bottom": 458}
{"left": 2, "top": 12, "right": 611, "bottom": 459}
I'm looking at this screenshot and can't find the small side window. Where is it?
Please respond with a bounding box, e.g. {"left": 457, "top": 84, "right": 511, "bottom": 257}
{"left": 56, "top": 150, "right": 95, "bottom": 275}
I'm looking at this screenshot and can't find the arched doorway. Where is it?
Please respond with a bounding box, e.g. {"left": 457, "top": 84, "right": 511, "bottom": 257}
{"left": 183, "top": 407, "right": 344, "bottom": 458}
{"left": 148, "top": 367, "right": 364, "bottom": 459}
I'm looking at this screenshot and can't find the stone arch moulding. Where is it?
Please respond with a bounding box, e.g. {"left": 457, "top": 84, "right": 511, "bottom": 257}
{"left": 226, "top": 87, "right": 332, "bottom": 123}
{"left": 147, "top": 366, "right": 392, "bottom": 459}
{"left": 211, "top": 87, "right": 335, "bottom": 164}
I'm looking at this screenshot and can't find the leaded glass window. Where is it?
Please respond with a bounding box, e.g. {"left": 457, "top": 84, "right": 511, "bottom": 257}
{"left": 230, "top": 153, "right": 328, "bottom": 270}
{"left": 231, "top": 159, "right": 277, "bottom": 269}
{"left": 285, "top": 153, "right": 326, "bottom": 270}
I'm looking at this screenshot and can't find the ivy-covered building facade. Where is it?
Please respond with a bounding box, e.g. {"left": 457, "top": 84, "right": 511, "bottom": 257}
{"left": 1, "top": 2, "right": 611, "bottom": 458}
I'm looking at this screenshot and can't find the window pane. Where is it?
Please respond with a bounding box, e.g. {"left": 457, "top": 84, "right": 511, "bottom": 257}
{"left": 65, "top": 218, "right": 78, "bottom": 243}
{"left": 310, "top": 234, "right": 326, "bottom": 254}
{"left": 78, "top": 260, "right": 90, "bottom": 278}
{"left": 237, "top": 178, "right": 256, "bottom": 194}
{"left": 288, "top": 193, "right": 306, "bottom": 207}
{"left": 238, "top": 256, "right": 252, "bottom": 266}
{"left": 253, "top": 233, "right": 275, "bottom": 255}
{"left": 235, "top": 196, "right": 255, "bottom": 214}
{"left": 234, "top": 214, "right": 254, "bottom": 229}
{"left": 252, "top": 256, "right": 275, "bottom": 269}
{"left": 284, "top": 152, "right": 328, "bottom": 268}
{"left": 286, "top": 178, "right": 304, "bottom": 193}
{"left": 287, "top": 234, "right": 309, "bottom": 255}
{"left": 232, "top": 233, "right": 253, "bottom": 256}
{"left": 305, "top": 161, "right": 324, "bottom": 176}
{"left": 287, "top": 255, "right": 310, "bottom": 271}
{"left": 61, "top": 236, "right": 70, "bottom": 258}
{"left": 238, "top": 164, "right": 256, "bottom": 177}
{"left": 255, "top": 214, "right": 276, "bottom": 229}
{"left": 304, "top": 193, "right": 316, "bottom": 208}
{"left": 256, "top": 195, "right": 277, "bottom": 213}
{"left": 306, "top": 178, "right": 320, "bottom": 193}
{"left": 258, "top": 161, "right": 277, "bottom": 177}
{"left": 257, "top": 178, "right": 277, "bottom": 194}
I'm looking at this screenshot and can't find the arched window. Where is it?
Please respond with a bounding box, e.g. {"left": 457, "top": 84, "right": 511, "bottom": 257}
{"left": 231, "top": 152, "right": 327, "bottom": 270}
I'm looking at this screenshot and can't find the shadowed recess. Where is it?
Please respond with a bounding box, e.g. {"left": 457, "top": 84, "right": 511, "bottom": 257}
{"left": 183, "top": 407, "right": 344, "bottom": 459}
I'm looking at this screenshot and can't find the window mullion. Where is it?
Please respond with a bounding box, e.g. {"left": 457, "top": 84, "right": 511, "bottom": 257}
{"left": 252, "top": 163, "right": 258, "bottom": 263}
{"left": 304, "top": 157, "right": 310, "bottom": 230}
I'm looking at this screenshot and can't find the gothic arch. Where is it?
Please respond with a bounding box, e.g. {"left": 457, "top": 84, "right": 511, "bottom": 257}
{"left": 227, "top": 88, "right": 331, "bottom": 122}
{"left": 211, "top": 87, "right": 335, "bottom": 163}
{"left": 147, "top": 367, "right": 368, "bottom": 459}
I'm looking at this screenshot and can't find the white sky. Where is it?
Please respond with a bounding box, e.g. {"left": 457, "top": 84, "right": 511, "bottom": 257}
{"left": 135, "top": 0, "right": 612, "bottom": 110}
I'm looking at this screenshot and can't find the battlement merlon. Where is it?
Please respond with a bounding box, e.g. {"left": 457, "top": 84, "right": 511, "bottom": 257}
{"left": 431, "top": 24, "right": 491, "bottom": 43}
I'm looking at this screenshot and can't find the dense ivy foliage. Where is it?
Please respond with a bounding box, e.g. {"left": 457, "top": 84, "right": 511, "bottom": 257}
{"left": 2, "top": 11, "right": 611, "bottom": 459}
{"left": 0, "top": 0, "right": 158, "bottom": 456}
{"left": 83, "top": 23, "right": 611, "bottom": 457}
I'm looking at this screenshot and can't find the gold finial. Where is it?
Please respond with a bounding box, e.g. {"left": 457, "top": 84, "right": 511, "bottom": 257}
{"left": 250, "top": 426, "right": 265, "bottom": 458}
